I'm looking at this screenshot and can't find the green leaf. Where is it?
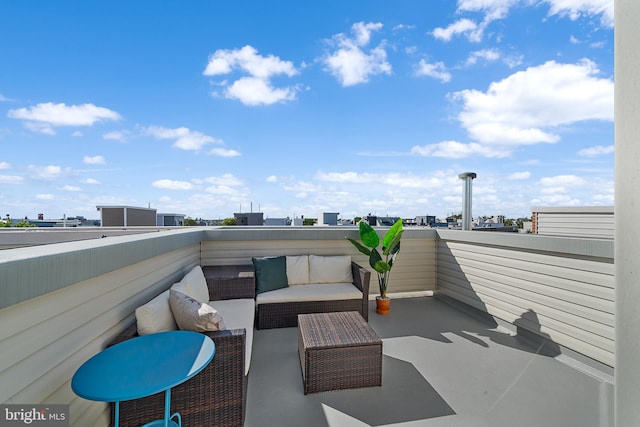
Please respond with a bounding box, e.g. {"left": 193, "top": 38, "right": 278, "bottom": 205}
{"left": 346, "top": 237, "right": 371, "bottom": 256}
{"left": 359, "top": 221, "right": 379, "bottom": 248}
{"left": 373, "top": 260, "right": 391, "bottom": 274}
{"left": 369, "top": 248, "right": 383, "bottom": 270}
{"left": 382, "top": 219, "right": 403, "bottom": 250}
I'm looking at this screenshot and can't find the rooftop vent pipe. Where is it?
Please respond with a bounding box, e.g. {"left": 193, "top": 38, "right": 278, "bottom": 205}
{"left": 458, "top": 172, "right": 477, "bottom": 231}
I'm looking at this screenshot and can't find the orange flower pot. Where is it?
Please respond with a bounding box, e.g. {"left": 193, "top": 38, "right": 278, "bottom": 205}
{"left": 376, "top": 296, "right": 390, "bottom": 315}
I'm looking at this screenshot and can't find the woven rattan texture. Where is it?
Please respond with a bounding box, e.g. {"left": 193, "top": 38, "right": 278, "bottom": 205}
{"left": 298, "top": 311, "right": 382, "bottom": 394}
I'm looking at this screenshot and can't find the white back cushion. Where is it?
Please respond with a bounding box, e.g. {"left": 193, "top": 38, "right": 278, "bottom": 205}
{"left": 172, "top": 265, "right": 210, "bottom": 303}
{"left": 308, "top": 255, "right": 353, "bottom": 284}
{"left": 286, "top": 255, "right": 309, "bottom": 285}
{"left": 135, "top": 289, "right": 178, "bottom": 335}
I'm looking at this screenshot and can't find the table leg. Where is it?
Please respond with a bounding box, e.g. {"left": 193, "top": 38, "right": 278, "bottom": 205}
{"left": 114, "top": 401, "right": 120, "bottom": 427}
{"left": 164, "top": 388, "right": 170, "bottom": 427}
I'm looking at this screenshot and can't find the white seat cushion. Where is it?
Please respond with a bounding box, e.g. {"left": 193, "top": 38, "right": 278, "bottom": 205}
{"left": 308, "top": 255, "right": 353, "bottom": 284}
{"left": 135, "top": 289, "right": 178, "bottom": 335}
{"left": 209, "top": 298, "right": 255, "bottom": 375}
{"left": 255, "top": 283, "right": 362, "bottom": 304}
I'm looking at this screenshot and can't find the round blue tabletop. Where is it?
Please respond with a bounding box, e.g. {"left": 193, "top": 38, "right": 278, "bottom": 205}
{"left": 72, "top": 331, "right": 215, "bottom": 402}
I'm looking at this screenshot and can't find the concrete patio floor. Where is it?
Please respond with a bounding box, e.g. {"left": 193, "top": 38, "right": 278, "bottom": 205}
{"left": 245, "top": 296, "right": 614, "bottom": 427}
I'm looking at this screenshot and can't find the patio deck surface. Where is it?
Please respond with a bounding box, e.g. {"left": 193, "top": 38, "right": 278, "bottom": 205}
{"left": 245, "top": 296, "right": 614, "bottom": 427}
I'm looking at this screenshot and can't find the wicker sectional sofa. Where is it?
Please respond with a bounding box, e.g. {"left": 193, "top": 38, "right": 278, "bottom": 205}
{"left": 253, "top": 255, "right": 371, "bottom": 329}
{"left": 106, "top": 256, "right": 371, "bottom": 426}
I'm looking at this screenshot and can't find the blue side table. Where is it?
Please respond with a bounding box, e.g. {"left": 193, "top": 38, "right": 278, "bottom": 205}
{"left": 72, "top": 331, "right": 215, "bottom": 427}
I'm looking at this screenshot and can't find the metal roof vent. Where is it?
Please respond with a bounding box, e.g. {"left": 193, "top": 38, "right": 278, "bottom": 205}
{"left": 458, "top": 172, "right": 477, "bottom": 231}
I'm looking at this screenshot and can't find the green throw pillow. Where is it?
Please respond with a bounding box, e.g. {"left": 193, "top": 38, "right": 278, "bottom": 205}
{"left": 252, "top": 256, "right": 288, "bottom": 294}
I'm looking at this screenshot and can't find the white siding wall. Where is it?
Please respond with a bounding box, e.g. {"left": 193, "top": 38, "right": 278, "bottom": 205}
{"left": 436, "top": 230, "right": 615, "bottom": 367}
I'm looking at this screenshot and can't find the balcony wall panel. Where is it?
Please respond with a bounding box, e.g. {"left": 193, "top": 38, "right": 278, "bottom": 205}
{"left": 201, "top": 227, "right": 437, "bottom": 295}
{"left": 436, "top": 230, "right": 615, "bottom": 367}
{"left": 0, "top": 232, "right": 202, "bottom": 427}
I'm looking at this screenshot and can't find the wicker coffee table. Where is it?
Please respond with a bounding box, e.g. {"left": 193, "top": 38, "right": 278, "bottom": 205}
{"left": 298, "top": 311, "right": 382, "bottom": 394}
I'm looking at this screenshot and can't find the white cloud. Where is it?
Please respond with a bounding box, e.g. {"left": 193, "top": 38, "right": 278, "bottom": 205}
{"left": 432, "top": 18, "right": 480, "bottom": 42}
{"left": 266, "top": 175, "right": 278, "bottom": 183}
{"left": 0, "top": 161, "right": 10, "bottom": 169}
{"left": 452, "top": 59, "right": 613, "bottom": 146}
{"left": 539, "top": 174, "right": 586, "bottom": 188}
{"left": 27, "top": 165, "right": 68, "bottom": 180}
{"left": 203, "top": 45, "right": 299, "bottom": 106}
{"left": 207, "top": 147, "right": 241, "bottom": 157}
{"left": 63, "top": 185, "right": 81, "bottom": 192}
{"left": 84, "top": 178, "right": 100, "bottom": 184}
{"left": 144, "top": 126, "right": 221, "bottom": 151}
{"left": 225, "top": 77, "right": 297, "bottom": 106}
{"left": 434, "top": 0, "right": 612, "bottom": 45}
{"left": 415, "top": 60, "right": 451, "bottom": 83}
{"left": 152, "top": 179, "right": 194, "bottom": 190}
{"left": 323, "top": 22, "right": 392, "bottom": 87}
{"left": 544, "top": 0, "right": 614, "bottom": 28}
{"left": 507, "top": 171, "right": 532, "bottom": 180}
{"left": 83, "top": 155, "right": 106, "bottom": 165}
{"left": 202, "top": 174, "right": 244, "bottom": 187}
{"left": 465, "top": 48, "right": 501, "bottom": 66}
{"left": 7, "top": 102, "right": 120, "bottom": 134}
{"left": 578, "top": 145, "right": 614, "bottom": 156}
{"left": 0, "top": 175, "right": 23, "bottom": 184}
{"left": 72, "top": 131, "right": 83, "bottom": 137}
{"left": 103, "top": 130, "right": 131, "bottom": 142}
{"left": 410, "top": 140, "right": 509, "bottom": 158}
{"left": 0, "top": 94, "right": 12, "bottom": 102}
{"left": 36, "top": 194, "right": 55, "bottom": 200}
{"left": 204, "top": 45, "right": 297, "bottom": 79}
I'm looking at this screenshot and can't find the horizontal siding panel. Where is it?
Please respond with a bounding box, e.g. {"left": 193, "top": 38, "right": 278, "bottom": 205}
{"left": 440, "top": 241, "right": 614, "bottom": 279}
{"left": 437, "top": 271, "right": 614, "bottom": 344}
{"left": 437, "top": 252, "right": 615, "bottom": 309}
{"left": 437, "top": 286, "right": 614, "bottom": 367}
{"left": 437, "top": 261, "right": 614, "bottom": 329}
{"left": 437, "top": 237, "right": 615, "bottom": 367}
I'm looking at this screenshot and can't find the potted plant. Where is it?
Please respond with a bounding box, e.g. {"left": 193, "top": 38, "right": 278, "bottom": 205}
{"left": 347, "top": 219, "right": 403, "bottom": 315}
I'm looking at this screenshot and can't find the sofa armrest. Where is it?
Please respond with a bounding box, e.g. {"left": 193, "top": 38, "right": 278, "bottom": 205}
{"left": 204, "top": 265, "right": 256, "bottom": 301}
{"left": 351, "top": 262, "right": 371, "bottom": 321}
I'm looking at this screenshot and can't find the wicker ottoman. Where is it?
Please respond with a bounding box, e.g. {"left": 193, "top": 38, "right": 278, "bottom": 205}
{"left": 298, "top": 311, "right": 382, "bottom": 394}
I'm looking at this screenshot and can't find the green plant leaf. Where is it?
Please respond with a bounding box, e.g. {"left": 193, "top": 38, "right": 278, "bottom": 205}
{"left": 369, "top": 248, "right": 383, "bottom": 270}
{"left": 383, "top": 231, "right": 403, "bottom": 256}
{"left": 346, "top": 237, "right": 371, "bottom": 256}
{"left": 382, "top": 219, "right": 403, "bottom": 250}
{"left": 373, "top": 260, "right": 391, "bottom": 274}
{"left": 359, "top": 221, "right": 379, "bottom": 248}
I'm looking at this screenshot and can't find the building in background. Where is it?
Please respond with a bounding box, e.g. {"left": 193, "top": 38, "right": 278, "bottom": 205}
{"left": 234, "top": 212, "right": 264, "bottom": 226}
{"left": 317, "top": 212, "right": 339, "bottom": 226}
{"left": 531, "top": 206, "right": 614, "bottom": 238}
{"left": 156, "top": 213, "right": 185, "bottom": 226}
{"left": 97, "top": 205, "right": 157, "bottom": 227}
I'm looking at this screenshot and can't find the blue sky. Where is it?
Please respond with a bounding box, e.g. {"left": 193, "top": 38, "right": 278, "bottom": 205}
{"left": 0, "top": 1, "right": 614, "bottom": 221}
